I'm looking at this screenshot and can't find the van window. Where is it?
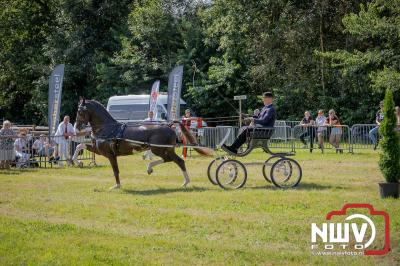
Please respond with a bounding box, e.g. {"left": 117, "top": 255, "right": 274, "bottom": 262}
{"left": 109, "top": 104, "right": 149, "bottom": 120}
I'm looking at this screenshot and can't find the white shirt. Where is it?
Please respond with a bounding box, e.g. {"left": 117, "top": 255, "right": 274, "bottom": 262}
{"left": 55, "top": 122, "right": 75, "bottom": 143}
{"left": 315, "top": 116, "right": 327, "bottom": 132}
{"left": 14, "top": 138, "right": 27, "bottom": 152}
{"left": 33, "top": 139, "right": 45, "bottom": 150}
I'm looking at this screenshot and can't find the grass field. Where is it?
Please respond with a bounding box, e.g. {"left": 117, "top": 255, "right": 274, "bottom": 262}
{"left": 0, "top": 148, "right": 399, "bottom": 265}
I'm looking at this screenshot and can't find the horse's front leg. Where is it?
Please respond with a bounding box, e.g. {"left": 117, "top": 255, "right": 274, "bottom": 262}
{"left": 107, "top": 155, "right": 121, "bottom": 190}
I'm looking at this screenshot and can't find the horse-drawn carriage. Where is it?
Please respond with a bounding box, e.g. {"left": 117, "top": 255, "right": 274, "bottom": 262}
{"left": 207, "top": 127, "right": 302, "bottom": 189}
{"left": 75, "top": 99, "right": 303, "bottom": 190}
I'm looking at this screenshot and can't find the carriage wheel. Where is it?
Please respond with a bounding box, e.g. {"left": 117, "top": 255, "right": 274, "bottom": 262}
{"left": 216, "top": 159, "right": 247, "bottom": 189}
{"left": 262, "top": 155, "right": 282, "bottom": 183}
{"left": 207, "top": 156, "right": 228, "bottom": 185}
{"left": 270, "top": 158, "right": 302, "bottom": 188}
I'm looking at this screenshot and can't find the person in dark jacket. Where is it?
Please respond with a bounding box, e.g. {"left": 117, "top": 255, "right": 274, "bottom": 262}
{"left": 222, "top": 92, "right": 276, "bottom": 155}
{"left": 299, "top": 111, "right": 316, "bottom": 153}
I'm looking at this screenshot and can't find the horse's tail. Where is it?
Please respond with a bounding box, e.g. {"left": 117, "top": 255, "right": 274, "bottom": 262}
{"left": 178, "top": 122, "right": 214, "bottom": 156}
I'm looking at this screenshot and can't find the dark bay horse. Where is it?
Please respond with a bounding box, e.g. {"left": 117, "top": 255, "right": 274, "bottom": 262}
{"left": 75, "top": 99, "right": 212, "bottom": 189}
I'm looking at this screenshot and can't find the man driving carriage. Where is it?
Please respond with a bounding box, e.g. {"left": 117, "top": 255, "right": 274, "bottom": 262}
{"left": 222, "top": 92, "right": 276, "bottom": 155}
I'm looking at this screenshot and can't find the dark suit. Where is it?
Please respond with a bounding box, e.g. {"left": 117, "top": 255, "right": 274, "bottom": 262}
{"left": 231, "top": 104, "right": 276, "bottom": 150}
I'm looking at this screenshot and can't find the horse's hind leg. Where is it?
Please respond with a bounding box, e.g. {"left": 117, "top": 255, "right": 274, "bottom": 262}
{"left": 152, "top": 147, "right": 190, "bottom": 187}
{"left": 171, "top": 152, "right": 190, "bottom": 187}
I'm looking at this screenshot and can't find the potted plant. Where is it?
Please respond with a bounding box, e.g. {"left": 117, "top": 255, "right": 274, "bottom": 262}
{"left": 378, "top": 89, "right": 400, "bottom": 198}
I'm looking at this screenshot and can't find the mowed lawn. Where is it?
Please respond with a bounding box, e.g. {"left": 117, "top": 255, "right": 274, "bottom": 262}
{"left": 0, "top": 148, "right": 399, "bottom": 265}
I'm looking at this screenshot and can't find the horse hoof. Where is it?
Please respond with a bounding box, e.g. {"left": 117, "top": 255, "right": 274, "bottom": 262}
{"left": 147, "top": 168, "right": 153, "bottom": 175}
{"left": 181, "top": 181, "right": 190, "bottom": 188}
{"left": 109, "top": 184, "right": 121, "bottom": 190}
{"left": 77, "top": 162, "right": 83, "bottom": 168}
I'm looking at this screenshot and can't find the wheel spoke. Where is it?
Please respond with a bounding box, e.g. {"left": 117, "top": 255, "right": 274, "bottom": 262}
{"left": 216, "top": 159, "right": 247, "bottom": 189}
{"left": 270, "top": 158, "right": 302, "bottom": 188}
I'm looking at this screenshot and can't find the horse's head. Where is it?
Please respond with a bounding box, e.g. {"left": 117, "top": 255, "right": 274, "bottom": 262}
{"left": 76, "top": 97, "right": 90, "bottom": 131}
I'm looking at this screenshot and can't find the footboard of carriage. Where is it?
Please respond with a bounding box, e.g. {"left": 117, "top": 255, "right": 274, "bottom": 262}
{"left": 207, "top": 127, "right": 302, "bottom": 189}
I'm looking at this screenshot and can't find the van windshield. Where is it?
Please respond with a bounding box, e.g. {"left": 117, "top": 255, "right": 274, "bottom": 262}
{"left": 109, "top": 104, "right": 149, "bottom": 120}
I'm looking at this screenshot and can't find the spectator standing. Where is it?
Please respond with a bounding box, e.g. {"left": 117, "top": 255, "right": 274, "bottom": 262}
{"left": 0, "top": 120, "right": 16, "bottom": 169}
{"left": 315, "top": 110, "right": 327, "bottom": 152}
{"left": 14, "top": 128, "right": 30, "bottom": 167}
{"left": 369, "top": 101, "right": 384, "bottom": 150}
{"left": 325, "top": 109, "right": 342, "bottom": 153}
{"left": 299, "top": 111, "right": 316, "bottom": 153}
{"left": 55, "top": 116, "right": 75, "bottom": 166}
{"left": 181, "top": 109, "right": 196, "bottom": 159}
{"left": 395, "top": 106, "right": 400, "bottom": 132}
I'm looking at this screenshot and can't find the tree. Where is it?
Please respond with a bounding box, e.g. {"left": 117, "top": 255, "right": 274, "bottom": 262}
{"left": 321, "top": 0, "right": 400, "bottom": 123}
{"left": 41, "top": 0, "right": 134, "bottom": 120}
{"left": 0, "top": 0, "right": 55, "bottom": 124}
{"left": 379, "top": 89, "right": 400, "bottom": 183}
{"left": 103, "top": 0, "right": 214, "bottom": 115}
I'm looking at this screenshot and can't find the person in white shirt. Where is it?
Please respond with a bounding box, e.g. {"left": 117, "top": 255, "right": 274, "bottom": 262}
{"left": 14, "top": 129, "right": 30, "bottom": 167}
{"left": 32, "top": 134, "right": 54, "bottom": 160}
{"left": 315, "top": 110, "right": 327, "bottom": 152}
{"left": 72, "top": 122, "right": 92, "bottom": 167}
{"left": 55, "top": 116, "right": 75, "bottom": 166}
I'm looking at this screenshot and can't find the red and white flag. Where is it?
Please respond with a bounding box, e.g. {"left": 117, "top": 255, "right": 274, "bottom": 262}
{"left": 149, "top": 80, "right": 160, "bottom": 118}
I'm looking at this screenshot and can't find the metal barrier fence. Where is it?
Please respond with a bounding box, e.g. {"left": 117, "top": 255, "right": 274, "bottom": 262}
{"left": 197, "top": 126, "right": 238, "bottom": 149}
{"left": 269, "top": 126, "right": 294, "bottom": 151}
{"left": 285, "top": 121, "right": 301, "bottom": 129}
{"left": 1, "top": 123, "right": 390, "bottom": 168}
{"left": 350, "top": 124, "right": 379, "bottom": 151}
{"left": 292, "top": 125, "right": 352, "bottom": 153}
{"left": 0, "top": 133, "right": 95, "bottom": 169}
{"left": 196, "top": 124, "right": 384, "bottom": 153}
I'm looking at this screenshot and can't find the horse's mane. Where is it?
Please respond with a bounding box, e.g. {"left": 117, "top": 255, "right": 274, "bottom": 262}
{"left": 87, "top": 100, "right": 118, "bottom": 123}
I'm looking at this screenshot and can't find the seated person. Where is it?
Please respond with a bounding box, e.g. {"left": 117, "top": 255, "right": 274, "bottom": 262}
{"left": 32, "top": 134, "right": 54, "bottom": 160}
{"left": 14, "top": 128, "right": 30, "bottom": 165}
{"left": 222, "top": 92, "right": 276, "bottom": 154}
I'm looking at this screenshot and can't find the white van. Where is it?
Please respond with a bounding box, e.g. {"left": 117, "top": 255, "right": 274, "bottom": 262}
{"left": 107, "top": 94, "right": 187, "bottom": 122}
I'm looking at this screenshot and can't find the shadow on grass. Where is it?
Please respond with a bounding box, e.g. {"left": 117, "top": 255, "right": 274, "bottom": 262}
{"left": 0, "top": 168, "right": 39, "bottom": 175}
{"left": 122, "top": 186, "right": 209, "bottom": 195}
{"left": 249, "top": 182, "right": 346, "bottom": 191}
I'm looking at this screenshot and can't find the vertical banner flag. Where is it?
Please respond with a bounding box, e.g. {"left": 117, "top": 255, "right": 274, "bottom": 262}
{"left": 48, "top": 64, "right": 65, "bottom": 136}
{"left": 149, "top": 80, "right": 160, "bottom": 119}
{"left": 166, "top": 65, "right": 183, "bottom": 122}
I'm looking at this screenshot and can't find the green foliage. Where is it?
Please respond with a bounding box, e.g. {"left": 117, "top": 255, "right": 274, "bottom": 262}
{"left": 0, "top": 0, "right": 55, "bottom": 124}
{"left": 379, "top": 89, "right": 400, "bottom": 183}
{"left": 321, "top": 0, "right": 400, "bottom": 124}
{"left": 0, "top": 0, "right": 399, "bottom": 125}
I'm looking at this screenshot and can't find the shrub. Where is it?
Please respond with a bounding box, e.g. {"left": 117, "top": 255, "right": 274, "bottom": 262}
{"left": 379, "top": 89, "right": 400, "bottom": 183}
